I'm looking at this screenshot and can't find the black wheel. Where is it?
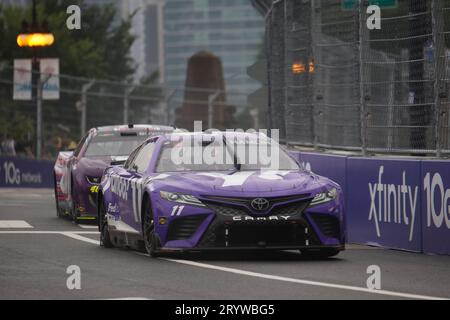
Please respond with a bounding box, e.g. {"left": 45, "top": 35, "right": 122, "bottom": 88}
{"left": 70, "top": 196, "right": 79, "bottom": 223}
{"left": 143, "top": 199, "right": 160, "bottom": 257}
{"left": 54, "top": 175, "right": 61, "bottom": 218}
{"left": 99, "top": 198, "right": 113, "bottom": 248}
{"left": 300, "top": 248, "right": 340, "bottom": 259}
{"left": 70, "top": 176, "right": 79, "bottom": 223}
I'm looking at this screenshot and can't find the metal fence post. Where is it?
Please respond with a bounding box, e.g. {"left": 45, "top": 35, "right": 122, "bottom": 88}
{"left": 432, "top": 0, "right": 444, "bottom": 157}
{"left": 311, "top": 0, "right": 320, "bottom": 150}
{"left": 283, "top": 0, "right": 289, "bottom": 147}
{"left": 123, "top": 86, "right": 135, "bottom": 124}
{"left": 165, "top": 89, "right": 176, "bottom": 126}
{"left": 208, "top": 91, "right": 221, "bottom": 129}
{"left": 358, "top": 0, "right": 367, "bottom": 156}
{"left": 36, "top": 78, "right": 42, "bottom": 159}
{"left": 80, "top": 79, "right": 95, "bottom": 137}
{"left": 36, "top": 74, "right": 51, "bottom": 159}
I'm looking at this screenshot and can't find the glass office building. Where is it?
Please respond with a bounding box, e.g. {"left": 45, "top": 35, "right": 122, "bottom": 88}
{"left": 164, "top": 0, "right": 265, "bottom": 104}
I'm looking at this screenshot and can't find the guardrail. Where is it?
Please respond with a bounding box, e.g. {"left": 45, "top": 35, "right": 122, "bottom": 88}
{"left": 0, "top": 156, "right": 54, "bottom": 188}
{"left": 289, "top": 151, "right": 450, "bottom": 256}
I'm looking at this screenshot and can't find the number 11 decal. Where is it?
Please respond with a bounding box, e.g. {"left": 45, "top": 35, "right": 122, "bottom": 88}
{"left": 170, "top": 205, "right": 185, "bottom": 216}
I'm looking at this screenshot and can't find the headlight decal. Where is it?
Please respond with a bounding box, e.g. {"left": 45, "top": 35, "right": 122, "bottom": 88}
{"left": 86, "top": 176, "right": 101, "bottom": 184}
{"left": 160, "top": 191, "right": 205, "bottom": 207}
{"left": 309, "top": 188, "right": 338, "bottom": 207}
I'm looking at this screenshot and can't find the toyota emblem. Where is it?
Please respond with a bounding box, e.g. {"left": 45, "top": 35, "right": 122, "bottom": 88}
{"left": 251, "top": 198, "right": 270, "bottom": 211}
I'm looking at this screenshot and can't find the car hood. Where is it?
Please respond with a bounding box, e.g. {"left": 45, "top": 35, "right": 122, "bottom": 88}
{"left": 154, "top": 170, "right": 330, "bottom": 195}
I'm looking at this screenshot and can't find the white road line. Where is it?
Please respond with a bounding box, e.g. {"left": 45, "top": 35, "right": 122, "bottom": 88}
{"left": 0, "top": 220, "right": 33, "bottom": 228}
{"left": 0, "top": 230, "right": 446, "bottom": 300}
{"left": 61, "top": 232, "right": 100, "bottom": 245}
{"left": 78, "top": 225, "right": 98, "bottom": 229}
{"left": 160, "top": 259, "right": 448, "bottom": 301}
{"left": 100, "top": 297, "right": 152, "bottom": 300}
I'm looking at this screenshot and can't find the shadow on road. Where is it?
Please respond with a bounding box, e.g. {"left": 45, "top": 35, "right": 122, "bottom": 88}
{"left": 164, "top": 250, "right": 344, "bottom": 263}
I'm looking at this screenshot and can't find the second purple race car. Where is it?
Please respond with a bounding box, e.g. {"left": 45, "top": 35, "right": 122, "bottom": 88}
{"left": 54, "top": 124, "right": 173, "bottom": 222}
{"left": 98, "top": 131, "right": 345, "bottom": 258}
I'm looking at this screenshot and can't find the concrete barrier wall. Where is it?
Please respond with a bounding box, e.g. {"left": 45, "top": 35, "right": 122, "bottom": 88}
{"left": 291, "top": 151, "right": 450, "bottom": 255}
{"left": 0, "top": 156, "right": 54, "bottom": 188}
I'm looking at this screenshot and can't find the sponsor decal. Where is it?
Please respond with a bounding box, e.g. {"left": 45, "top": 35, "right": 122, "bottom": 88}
{"left": 107, "top": 203, "right": 119, "bottom": 214}
{"left": 250, "top": 198, "right": 270, "bottom": 211}
{"left": 110, "top": 175, "right": 130, "bottom": 201}
{"left": 232, "top": 215, "right": 292, "bottom": 221}
{"left": 368, "top": 166, "right": 418, "bottom": 241}
{"left": 424, "top": 172, "right": 450, "bottom": 230}
{"left": 2, "top": 161, "right": 43, "bottom": 186}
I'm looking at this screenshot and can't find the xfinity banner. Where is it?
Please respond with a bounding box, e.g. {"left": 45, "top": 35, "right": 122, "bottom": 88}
{"left": 421, "top": 160, "right": 450, "bottom": 255}
{"left": 346, "top": 158, "right": 422, "bottom": 252}
{"left": 0, "top": 157, "right": 54, "bottom": 188}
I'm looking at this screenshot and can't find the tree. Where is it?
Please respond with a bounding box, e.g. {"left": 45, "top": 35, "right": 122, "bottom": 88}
{"left": 0, "top": 0, "right": 138, "bottom": 155}
{"left": 0, "top": 0, "right": 136, "bottom": 79}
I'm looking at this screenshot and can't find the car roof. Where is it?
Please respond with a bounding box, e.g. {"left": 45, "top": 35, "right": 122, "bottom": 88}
{"left": 158, "top": 131, "right": 271, "bottom": 143}
{"left": 93, "top": 124, "right": 174, "bottom": 134}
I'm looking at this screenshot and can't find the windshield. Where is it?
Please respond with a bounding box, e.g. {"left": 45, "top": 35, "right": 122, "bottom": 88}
{"left": 85, "top": 134, "right": 151, "bottom": 157}
{"left": 155, "top": 134, "right": 300, "bottom": 173}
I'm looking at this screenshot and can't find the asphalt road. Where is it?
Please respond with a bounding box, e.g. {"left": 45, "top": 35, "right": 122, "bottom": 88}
{"left": 0, "top": 188, "right": 449, "bottom": 300}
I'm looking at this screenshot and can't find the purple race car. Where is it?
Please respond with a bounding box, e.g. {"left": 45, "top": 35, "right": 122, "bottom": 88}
{"left": 54, "top": 124, "right": 173, "bottom": 222}
{"left": 98, "top": 131, "right": 345, "bottom": 258}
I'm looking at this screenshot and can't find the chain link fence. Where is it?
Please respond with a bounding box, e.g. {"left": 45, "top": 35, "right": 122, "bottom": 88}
{"left": 264, "top": 0, "right": 450, "bottom": 156}
{"left": 0, "top": 66, "right": 252, "bottom": 159}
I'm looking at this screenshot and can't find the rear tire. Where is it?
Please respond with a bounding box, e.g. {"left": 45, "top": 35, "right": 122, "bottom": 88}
{"left": 70, "top": 175, "right": 79, "bottom": 223}
{"left": 142, "top": 199, "right": 160, "bottom": 257}
{"left": 99, "top": 198, "right": 113, "bottom": 248}
{"left": 71, "top": 197, "right": 79, "bottom": 223}
{"left": 300, "top": 248, "right": 340, "bottom": 259}
{"left": 54, "top": 174, "right": 61, "bottom": 218}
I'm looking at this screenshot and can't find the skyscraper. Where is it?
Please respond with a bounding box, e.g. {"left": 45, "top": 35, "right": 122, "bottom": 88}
{"left": 163, "top": 0, "right": 265, "bottom": 104}
{"left": 86, "top": 0, "right": 165, "bottom": 83}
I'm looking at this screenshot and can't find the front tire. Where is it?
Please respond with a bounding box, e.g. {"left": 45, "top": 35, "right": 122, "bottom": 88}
{"left": 300, "top": 248, "right": 340, "bottom": 259}
{"left": 99, "top": 198, "right": 113, "bottom": 248}
{"left": 143, "top": 199, "right": 160, "bottom": 257}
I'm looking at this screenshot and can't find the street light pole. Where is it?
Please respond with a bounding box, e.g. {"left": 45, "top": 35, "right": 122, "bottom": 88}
{"left": 31, "top": 0, "right": 39, "bottom": 158}
{"left": 123, "top": 86, "right": 135, "bottom": 124}
{"left": 17, "top": 0, "right": 55, "bottom": 158}
{"left": 80, "top": 80, "right": 95, "bottom": 137}
{"left": 36, "top": 74, "right": 51, "bottom": 158}
{"left": 208, "top": 91, "right": 221, "bottom": 129}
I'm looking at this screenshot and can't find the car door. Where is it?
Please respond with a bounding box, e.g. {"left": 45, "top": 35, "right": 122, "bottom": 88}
{"left": 67, "top": 133, "right": 89, "bottom": 198}
{"left": 117, "top": 140, "right": 157, "bottom": 232}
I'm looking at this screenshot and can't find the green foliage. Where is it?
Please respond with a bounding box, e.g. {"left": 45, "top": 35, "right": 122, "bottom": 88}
{"left": 0, "top": 0, "right": 141, "bottom": 153}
